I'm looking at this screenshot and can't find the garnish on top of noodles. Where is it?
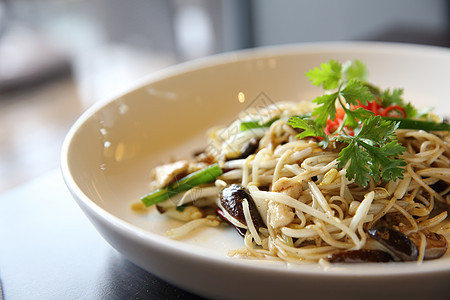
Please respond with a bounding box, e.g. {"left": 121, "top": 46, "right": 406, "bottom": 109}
{"left": 288, "top": 60, "right": 407, "bottom": 187}
{"left": 287, "top": 60, "right": 449, "bottom": 187}
{"left": 137, "top": 59, "right": 450, "bottom": 264}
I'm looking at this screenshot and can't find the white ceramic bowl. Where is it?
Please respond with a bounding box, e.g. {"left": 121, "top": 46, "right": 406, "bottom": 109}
{"left": 61, "top": 42, "right": 450, "bottom": 300}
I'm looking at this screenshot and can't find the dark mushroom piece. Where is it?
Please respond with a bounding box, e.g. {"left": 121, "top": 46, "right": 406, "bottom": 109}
{"left": 368, "top": 226, "right": 418, "bottom": 261}
{"left": 219, "top": 184, "right": 265, "bottom": 231}
{"left": 216, "top": 208, "right": 247, "bottom": 237}
{"left": 328, "top": 249, "right": 394, "bottom": 263}
{"left": 408, "top": 232, "right": 449, "bottom": 260}
{"left": 227, "top": 138, "right": 260, "bottom": 161}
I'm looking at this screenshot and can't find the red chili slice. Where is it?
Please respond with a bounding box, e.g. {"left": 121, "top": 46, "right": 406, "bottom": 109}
{"left": 368, "top": 100, "right": 381, "bottom": 115}
{"left": 381, "top": 105, "right": 407, "bottom": 118}
{"left": 353, "top": 100, "right": 382, "bottom": 116}
{"left": 324, "top": 118, "right": 343, "bottom": 136}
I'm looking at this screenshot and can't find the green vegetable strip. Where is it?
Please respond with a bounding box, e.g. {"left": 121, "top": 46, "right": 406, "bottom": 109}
{"left": 240, "top": 118, "right": 279, "bottom": 131}
{"left": 141, "top": 163, "right": 223, "bottom": 207}
{"left": 381, "top": 117, "right": 450, "bottom": 131}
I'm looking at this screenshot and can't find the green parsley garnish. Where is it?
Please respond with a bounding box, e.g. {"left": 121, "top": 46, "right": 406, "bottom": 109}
{"left": 336, "top": 116, "right": 406, "bottom": 187}
{"left": 306, "top": 59, "right": 375, "bottom": 130}
{"left": 288, "top": 60, "right": 408, "bottom": 187}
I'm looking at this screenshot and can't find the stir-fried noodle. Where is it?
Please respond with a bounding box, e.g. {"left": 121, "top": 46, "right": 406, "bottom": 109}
{"left": 136, "top": 101, "right": 449, "bottom": 264}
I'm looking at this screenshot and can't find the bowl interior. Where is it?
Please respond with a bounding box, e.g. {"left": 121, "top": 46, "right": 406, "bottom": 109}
{"left": 63, "top": 42, "right": 450, "bottom": 254}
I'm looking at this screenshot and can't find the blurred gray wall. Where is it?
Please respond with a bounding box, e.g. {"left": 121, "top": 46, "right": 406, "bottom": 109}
{"left": 2, "top": 0, "right": 448, "bottom": 102}
{"left": 5, "top": 0, "right": 449, "bottom": 60}
{"left": 250, "top": 0, "right": 449, "bottom": 47}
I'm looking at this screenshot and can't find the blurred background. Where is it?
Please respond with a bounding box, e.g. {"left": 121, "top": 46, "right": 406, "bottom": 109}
{"left": 0, "top": 0, "right": 449, "bottom": 193}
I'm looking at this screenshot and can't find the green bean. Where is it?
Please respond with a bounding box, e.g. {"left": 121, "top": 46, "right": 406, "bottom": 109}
{"left": 381, "top": 117, "right": 450, "bottom": 131}
{"left": 141, "top": 163, "right": 223, "bottom": 207}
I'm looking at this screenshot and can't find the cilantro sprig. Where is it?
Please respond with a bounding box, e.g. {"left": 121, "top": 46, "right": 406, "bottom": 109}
{"left": 336, "top": 116, "right": 406, "bottom": 187}
{"left": 307, "top": 59, "right": 375, "bottom": 128}
{"left": 288, "top": 60, "right": 407, "bottom": 187}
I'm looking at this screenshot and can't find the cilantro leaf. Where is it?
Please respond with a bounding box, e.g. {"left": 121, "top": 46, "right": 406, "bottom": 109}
{"left": 287, "top": 116, "right": 329, "bottom": 147}
{"left": 306, "top": 60, "right": 342, "bottom": 90}
{"left": 336, "top": 116, "right": 406, "bottom": 186}
{"left": 403, "top": 102, "right": 418, "bottom": 118}
{"left": 287, "top": 117, "right": 317, "bottom": 139}
{"left": 311, "top": 92, "right": 339, "bottom": 126}
{"left": 311, "top": 75, "right": 374, "bottom": 129}
{"left": 363, "top": 82, "right": 382, "bottom": 98}
{"left": 340, "top": 79, "right": 374, "bottom": 106}
{"left": 290, "top": 60, "right": 410, "bottom": 187}
{"left": 342, "top": 60, "right": 368, "bottom": 82}
{"left": 364, "top": 141, "right": 406, "bottom": 183}
{"left": 337, "top": 141, "right": 372, "bottom": 186}
{"left": 381, "top": 88, "right": 404, "bottom": 106}
{"left": 344, "top": 107, "right": 374, "bottom": 128}
{"left": 356, "top": 115, "right": 398, "bottom": 143}
{"left": 338, "top": 80, "right": 375, "bottom": 127}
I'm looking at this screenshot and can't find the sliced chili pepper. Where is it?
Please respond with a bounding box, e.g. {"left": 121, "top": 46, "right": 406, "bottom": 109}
{"left": 368, "top": 100, "right": 381, "bottom": 116}
{"left": 381, "top": 105, "right": 407, "bottom": 118}
{"left": 353, "top": 100, "right": 382, "bottom": 116}
{"left": 324, "top": 118, "right": 343, "bottom": 136}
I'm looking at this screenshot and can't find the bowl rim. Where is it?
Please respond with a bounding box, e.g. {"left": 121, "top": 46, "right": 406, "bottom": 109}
{"left": 60, "top": 41, "right": 450, "bottom": 278}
